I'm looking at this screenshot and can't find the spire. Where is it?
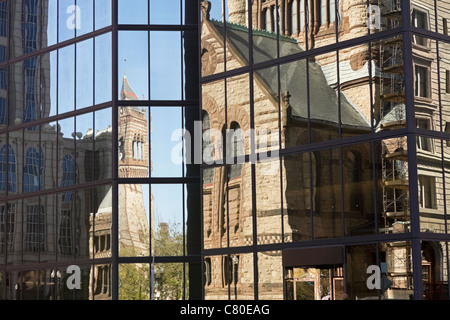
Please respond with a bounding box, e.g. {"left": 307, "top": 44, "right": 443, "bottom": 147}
{"left": 120, "top": 73, "right": 139, "bottom": 101}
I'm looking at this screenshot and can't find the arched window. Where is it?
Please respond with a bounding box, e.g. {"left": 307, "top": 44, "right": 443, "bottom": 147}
{"left": 202, "top": 111, "right": 214, "bottom": 185}
{"left": 61, "top": 155, "right": 75, "bottom": 201}
{"left": 23, "top": 147, "right": 43, "bottom": 193}
{"left": 265, "top": 8, "right": 272, "bottom": 31}
{"left": 23, "top": 57, "right": 38, "bottom": 124}
{"left": 0, "top": 144, "right": 16, "bottom": 193}
{"left": 227, "top": 122, "right": 243, "bottom": 179}
{"left": 291, "top": 0, "right": 298, "bottom": 34}
{"left": 299, "top": 0, "right": 305, "bottom": 32}
{"left": 329, "top": 0, "right": 336, "bottom": 23}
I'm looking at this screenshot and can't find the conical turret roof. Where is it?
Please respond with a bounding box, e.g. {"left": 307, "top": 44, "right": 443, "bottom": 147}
{"left": 120, "top": 74, "right": 139, "bottom": 101}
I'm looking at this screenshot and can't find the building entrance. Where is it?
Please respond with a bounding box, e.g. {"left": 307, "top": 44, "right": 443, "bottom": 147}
{"left": 285, "top": 266, "right": 345, "bottom": 300}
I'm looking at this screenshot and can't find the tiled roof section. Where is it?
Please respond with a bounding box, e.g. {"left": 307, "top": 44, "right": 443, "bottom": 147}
{"left": 120, "top": 74, "right": 139, "bottom": 101}
{"left": 210, "top": 21, "right": 371, "bottom": 131}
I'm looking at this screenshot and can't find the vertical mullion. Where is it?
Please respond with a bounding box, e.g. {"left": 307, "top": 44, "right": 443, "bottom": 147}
{"left": 111, "top": 0, "right": 119, "bottom": 301}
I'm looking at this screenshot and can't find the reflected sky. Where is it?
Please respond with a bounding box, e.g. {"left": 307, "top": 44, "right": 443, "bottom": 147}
{"left": 28, "top": 1, "right": 190, "bottom": 232}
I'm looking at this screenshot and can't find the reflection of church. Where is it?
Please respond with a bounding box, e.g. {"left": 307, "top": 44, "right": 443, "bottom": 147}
{"left": 201, "top": 0, "right": 450, "bottom": 300}
{"left": 0, "top": 12, "right": 150, "bottom": 297}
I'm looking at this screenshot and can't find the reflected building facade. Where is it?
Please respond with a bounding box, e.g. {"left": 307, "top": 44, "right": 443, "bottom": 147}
{"left": 0, "top": 0, "right": 201, "bottom": 301}
{"left": 201, "top": 0, "right": 450, "bottom": 300}
{"left": 0, "top": 0, "right": 156, "bottom": 300}
{"left": 4, "top": 0, "right": 450, "bottom": 301}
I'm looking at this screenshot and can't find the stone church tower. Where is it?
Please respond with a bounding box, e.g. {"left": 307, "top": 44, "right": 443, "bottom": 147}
{"left": 117, "top": 74, "right": 151, "bottom": 255}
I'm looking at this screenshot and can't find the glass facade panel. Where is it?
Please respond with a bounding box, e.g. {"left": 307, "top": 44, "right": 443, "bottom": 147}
{"left": 95, "top": 33, "right": 112, "bottom": 105}
{"left": 151, "top": 184, "right": 184, "bottom": 256}
{"left": 119, "top": 263, "right": 150, "bottom": 300}
{"left": 256, "top": 157, "right": 282, "bottom": 245}
{"left": 118, "top": 184, "right": 150, "bottom": 257}
{"left": 5, "top": 0, "right": 450, "bottom": 302}
{"left": 381, "top": 136, "right": 410, "bottom": 234}
{"left": 95, "top": 0, "right": 112, "bottom": 30}
{"left": 150, "top": 32, "right": 182, "bottom": 100}
{"left": 309, "top": 52, "right": 339, "bottom": 142}
{"left": 118, "top": 31, "right": 149, "bottom": 101}
{"left": 282, "top": 152, "right": 313, "bottom": 242}
{"left": 151, "top": 107, "right": 184, "bottom": 177}
{"left": 342, "top": 142, "right": 376, "bottom": 237}
{"left": 58, "top": 44, "right": 75, "bottom": 114}
{"left": 151, "top": 263, "right": 187, "bottom": 300}
{"left": 258, "top": 250, "right": 283, "bottom": 300}
{"left": 118, "top": 0, "right": 148, "bottom": 25}
{"left": 0, "top": 0, "right": 116, "bottom": 300}
{"left": 150, "top": 0, "right": 182, "bottom": 25}
{"left": 418, "top": 138, "right": 445, "bottom": 233}
{"left": 201, "top": 0, "right": 225, "bottom": 77}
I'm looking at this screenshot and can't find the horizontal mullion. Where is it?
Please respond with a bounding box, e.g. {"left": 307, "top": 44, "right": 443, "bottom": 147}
{"left": 0, "top": 102, "right": 112, "bottom": 135}
{"left": 118, "top": 24, "right": 197, "bottom": 31}
{"left": 117, "top": 177, "right": 200, "bottom": 184}
{"left": 0, "top": 26, "right": 113, "bottom": 69}
{"left": 117, "top": 100, "right": 199, "bottom": 107}
{"left": 0, "top": 179, "right": 113, "bottom": 202}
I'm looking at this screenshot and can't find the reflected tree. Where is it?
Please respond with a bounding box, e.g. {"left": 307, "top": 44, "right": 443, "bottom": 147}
{"left": 153, "top": 222, "right": 186, "bottom": 300}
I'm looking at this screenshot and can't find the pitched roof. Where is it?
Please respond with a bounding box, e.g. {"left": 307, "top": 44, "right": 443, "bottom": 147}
{"left": 120, "top": 74, "right": 139, "bottom": 101}
{"left": 208, "top": 21, "right": 371, "bottom": 131}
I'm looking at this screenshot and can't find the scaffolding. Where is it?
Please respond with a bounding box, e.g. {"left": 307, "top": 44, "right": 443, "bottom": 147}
{"left": 376, "top": 0, "right": 413, "bottom": 298}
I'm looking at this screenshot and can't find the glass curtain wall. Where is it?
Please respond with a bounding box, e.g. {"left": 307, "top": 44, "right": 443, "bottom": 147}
{"left": 200, "top": 0, "right": 450, "bottom": 300}
{"left": 0, "top": 0, "right": 201, "bottom": 300}
{"left": 115, "top": 0, "right": 201, "bottom": 301}
{"left": 0, "top": 0, "right": 113, "bottom": 300}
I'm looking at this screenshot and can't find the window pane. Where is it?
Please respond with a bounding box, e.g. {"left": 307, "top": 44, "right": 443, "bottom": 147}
{"left": 76, "top": 0, "right": 94, "bottom": 36}
{"left": 152, "top": 184, "right": 184, "bottom": 256}
{"left": 118, "top": 107, "right": 149, "bottom": 178}
{"left": 339, "top": 43, "right": 372, "bottom": 136}
{"left": 373, "top": 36, "right": 406, "bottom": 131}
{"left": 150, "top": 0, "right": 181, "bottom": 25}
{"left": 418, "top": 138, "right": 443, "bottom": 233}
{"left": 118, "top": 0, "right": 147, "bottom": 24}
{"left": 280, "top": 59, "right": 308, "bottom": 149}
{"left": 118, "top": 31, "right": 148, "bottom": 100}
{"left": 282, "top": 153, "right": 312, "bottom": 242}
{"left": 118, "top": 184, "right": 150, "bottom": 257}
{"left": 256, "top": 157, "right": 282, "bottom": 245}
{"left": 58, "top": 45, "right": 75, "bottom": 115}
{"left": 200, "top": 0, "right": 225, "bottom": 76}
{"left": 380, "top": 136, "right": 410, "bottom": 234}
{"left": 59, "top": 0, "right": 75, "bottom": 42}
{"left": 342, "top": 142, "right": 376, "bottom": 236}
{"left": 95, "top": 108, "right": 112, "bottom": 180}
{"left": 150, "top": 107, "right": 183, "bottom": 177}
{"left": 258, "top": 250, "right": 283, "bottom": 299}
{"left": 254, "top": 66, "right": 280, "bottom": 155}
{"left": 151, "top": 263, "right": 187, "bottom": 300}
{"left": 150, "top": 32, "right": 182, "bottom": 100}
{"left": 309, "top": 52, "right": 339, "bottom": 142}
{"left": 95, "top": 32, "right": 112, "bottom": 104}
{"left": 76, "top": 39, "right": 94, "bottom": 110}
{"left": 95, "top": 0, "right": 112, "bottom": 30}
{"left": 119, "top": 263, "right": 150, "bottom": 300}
